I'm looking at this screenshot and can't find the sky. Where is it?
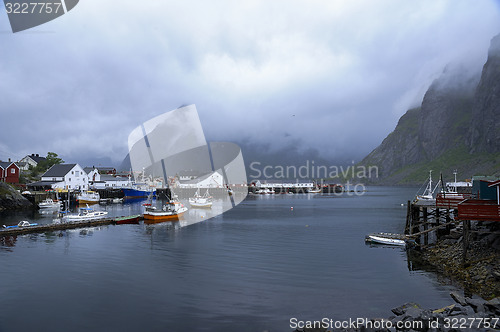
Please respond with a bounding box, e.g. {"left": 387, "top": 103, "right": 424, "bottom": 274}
{"left": 1, "top": 0, "right": 500, "bottom": 167}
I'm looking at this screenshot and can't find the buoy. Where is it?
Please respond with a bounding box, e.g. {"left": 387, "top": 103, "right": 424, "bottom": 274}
{"left": 291, "top": 207, "right": 294, "bottom": 210}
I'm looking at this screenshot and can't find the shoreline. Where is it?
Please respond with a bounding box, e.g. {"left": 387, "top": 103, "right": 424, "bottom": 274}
{"left": 294, "top": 222, "right": 500, "bottom": 332}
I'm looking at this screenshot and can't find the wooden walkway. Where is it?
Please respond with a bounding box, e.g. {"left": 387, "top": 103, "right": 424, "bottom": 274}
{"left": 0, "top": 217, "right": 140, "bottom": 237}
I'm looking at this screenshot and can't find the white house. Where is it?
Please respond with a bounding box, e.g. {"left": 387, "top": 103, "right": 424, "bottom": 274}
{"left": 84, "top": 167, "right": 101, "bottom": 183}
{"left": 29, "top": 163, "right": 88, "bottom": 190}
{"left": 19, "top": 154, "right": 47, "bottom": 171}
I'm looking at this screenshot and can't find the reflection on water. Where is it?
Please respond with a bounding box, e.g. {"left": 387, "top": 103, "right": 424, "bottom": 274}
{"left": 0, "top": 187, "right": 461, "bottom": 332}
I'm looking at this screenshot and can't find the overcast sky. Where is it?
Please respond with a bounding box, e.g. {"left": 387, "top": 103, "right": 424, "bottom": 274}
{"left": 1, "top": 0, "right": 499, "bottom": 167}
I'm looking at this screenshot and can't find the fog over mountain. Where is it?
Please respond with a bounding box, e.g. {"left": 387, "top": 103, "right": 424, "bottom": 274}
{"left": 1, "top": 1, "right": 499, "bottom": 169}
{"left": 359, "top": 33, "right": 500, "bottom": 184}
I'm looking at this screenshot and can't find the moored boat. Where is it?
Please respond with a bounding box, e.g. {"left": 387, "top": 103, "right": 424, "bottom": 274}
{"left": 122, "top": 186, "right": 156, "bottom": 198}
{"left": 143, "top": 201, "right": 188, "bottom": 223}
{"left": 189, "top": 189, "right": 213, "bottom": 208}
{"left": 2, "top": 221, "right": 39, "bottom": 229}
{"left": 365, "top": 233, "right": 407, "bottom": 246}
{"left": 77, "top": 191, "right": 100, "bottom": 205}
{"left": 114, "top": 214, "right": 141, "bottom": 225}
{"left": 414, "top": 171, "right": 440, "bottom": 206}
{"left": 308, "top": 187, "right": 321, "bottom": 193}
{"left": 38, "top": 198, "right": 62, "bottom": 209}
{"left": 62, "top": 206, "right": 108, "bottom": 222}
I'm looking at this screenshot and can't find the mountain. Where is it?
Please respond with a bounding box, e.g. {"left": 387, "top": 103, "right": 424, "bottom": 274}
{"left": 359, "top": 33, "right": 500, "bottom": 185}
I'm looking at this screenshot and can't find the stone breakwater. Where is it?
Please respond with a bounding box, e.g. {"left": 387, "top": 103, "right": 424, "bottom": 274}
{"left": 293, "top": 292, "right": 500, "bottom": 332}
{"left": 0, "top": 182, "right": 32, "bottom": 211}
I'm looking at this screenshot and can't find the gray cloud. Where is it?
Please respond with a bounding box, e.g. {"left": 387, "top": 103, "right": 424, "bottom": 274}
{"left": 1, "top": 0, "right": 499, "bottom": 165}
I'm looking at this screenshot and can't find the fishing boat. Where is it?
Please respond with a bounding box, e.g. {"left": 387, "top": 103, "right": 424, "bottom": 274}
{"left": 76, "top": 191, "right": 100, "bottom": 205}
{"left": 122, "top": 171, "right": 158, "bottom": 198}
{"left": 143, "top": 201, "right": 188, "bottom": 223}
{"left": 414, "top": 171, "right": 440, "bottom": 206}
{"left": 2, "top": 221, "right": 39, "bottom": 229}
{"left": 38, "top": 198, "right": 62, "bottom": 209}
{"left": 189, "top": 189, "right": 213, "bottom": 208}
{"left": 114, "top": 214, "right": 141, "bottom": 225}
{"left": 365, "top": 233, "right": 407, "bottom": 246}
{"left": 122, "top": 185, "right": 156, "bottom": 198}
{"left": 62, "top": 205, "right": 108, "bottom": 222}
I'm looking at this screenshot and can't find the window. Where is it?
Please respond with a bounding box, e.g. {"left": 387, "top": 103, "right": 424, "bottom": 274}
{"left": 75, "top": 171, "right": 79, "bottom": 177}
{"left": 71, "top": 171, "right": 74, "bottom": 175}
{"left": 10, "top": 168, "right": 15, "bottom": 174}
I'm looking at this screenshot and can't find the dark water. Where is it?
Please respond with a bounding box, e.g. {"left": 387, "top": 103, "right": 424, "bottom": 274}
{"left": 0, "top": 187, "right": 458, "bottom": 332}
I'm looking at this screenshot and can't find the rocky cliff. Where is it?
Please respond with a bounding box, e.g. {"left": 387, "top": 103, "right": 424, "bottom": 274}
{"left": 360, "top": 33, "right": 500, "bottom": 184}
{"left": 469, "top": 33, "right": 500, "bottom": 154}
{"left": 0, "top": 182, "right": 33, "bottom": 211}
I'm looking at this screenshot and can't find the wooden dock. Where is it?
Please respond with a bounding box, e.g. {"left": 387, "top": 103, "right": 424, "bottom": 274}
{"left": 0, "top": 216, "right": 142, "bottom": 237}
{"left": 405, "top": 197, "right": 500, "bottom": 265}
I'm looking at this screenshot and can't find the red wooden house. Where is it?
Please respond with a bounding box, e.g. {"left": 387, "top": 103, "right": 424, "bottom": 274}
{"left": 0, "top": 161, "right": 20, "bottom": 184}
{"left": 457, "top": 180, "right": 500, "bottom": 221}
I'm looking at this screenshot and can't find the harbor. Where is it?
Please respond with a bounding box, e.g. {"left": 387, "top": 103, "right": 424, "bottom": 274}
{"left": 0, "top": 186, "right": 475, "bottom": 332}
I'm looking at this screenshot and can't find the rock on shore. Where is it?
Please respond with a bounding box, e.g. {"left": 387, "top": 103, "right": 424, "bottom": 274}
{"left": 0, "top": 182, "right": 33, "bottom": 211}
{"left": 294, "top": 293, "right": 500, "bottom": 332}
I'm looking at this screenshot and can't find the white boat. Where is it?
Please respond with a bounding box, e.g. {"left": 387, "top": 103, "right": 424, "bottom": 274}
{"left": 77, "top": 191, "right": 100, "bottom": 205}
{"left": 255, "top": 188, "right": 275, "bottom": 195}
{"left": 38, "top": 198, "right": 62, "bottom": 209}
{"left": 189, "top": 189, "right": 213, "bottom": 208}
{"left": 308, "top": 186, "right": 321, "bottom": 193}
{"left": 414, "top": 170, "right": 440, "bottom": 206}
{"left": 365, "top": 233, "right": 407, "bottom": 246}
{"left": 112, "top": 198, "right": 123, "bottom": 204}
{"left": 62, "top": 205, "right": 109, "bottom": 222}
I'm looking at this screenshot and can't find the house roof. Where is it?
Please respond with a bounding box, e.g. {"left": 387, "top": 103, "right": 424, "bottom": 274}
{"left": 83, "top": 167, "right": 95, "bottom": 174}
{"left": 488, "top": 180, "right": 500, "bottom": 187}
{"left": 42, "top": 164, "right": 77, "bottom": 177}
{"left": 26, "top": 154, "right": 47, "bottom": 164}
{"left": 100, "top": 175, "right": 128, "bottom": 182}
{"left": 0, "top": 162, "right": 11, "bottom": 169}
{"left": 27, "top": 180, "right": 59, "bottom": 187}
{"left": 0, "top": 162, "right": 18, "bottom": 169}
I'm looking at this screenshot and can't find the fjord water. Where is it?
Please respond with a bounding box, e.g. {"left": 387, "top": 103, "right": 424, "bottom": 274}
{"left": 0, "top": 187, "right": 457, "bottom": 332}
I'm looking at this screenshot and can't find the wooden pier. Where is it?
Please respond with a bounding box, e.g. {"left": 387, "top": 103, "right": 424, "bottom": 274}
{"left": 405, "top": 196, "right": 500, "bottom": 265}
{"left": 0, "top": 216, "right": 143, "bottom": 237}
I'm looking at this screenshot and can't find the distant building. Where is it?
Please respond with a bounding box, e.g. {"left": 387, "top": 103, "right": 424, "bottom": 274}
{"left": 19, "top": 154, "right": 47, "bottom": 171}
{"left": 84, "top": 166, "right": 116, "bottom": 175}
{"left": 176, "top": 171, "right": 224, "bottom": 189}
{"left": 0, "top": 161, "right": 20, "bottom": 184}
{"left": 177, "top": 170, "right": 200, "bottom": 181}
{"left": 28, "top": 164, "right": 88, "bottom": 191}
{"left": 90, "top": 174, "right": 131, "bottom": 190}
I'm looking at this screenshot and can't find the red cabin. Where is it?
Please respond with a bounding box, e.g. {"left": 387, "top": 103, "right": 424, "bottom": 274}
{"left": 0, "top": 161, "right": 20, "bottom": 184}
{"left": 457, "top": 180, "right": 500, "bottom": 221}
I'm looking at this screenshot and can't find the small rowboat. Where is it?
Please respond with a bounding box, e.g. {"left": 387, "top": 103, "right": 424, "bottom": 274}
{"left": 114, "top": 215, "right": 141, "bottom": 225}
{"left": 365, "top": 233, "right": 407, "bottom": 246}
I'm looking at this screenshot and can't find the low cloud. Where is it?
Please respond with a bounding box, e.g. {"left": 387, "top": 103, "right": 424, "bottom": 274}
{"left": 1, "top": 0, "right": 499, "bottom": 165}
